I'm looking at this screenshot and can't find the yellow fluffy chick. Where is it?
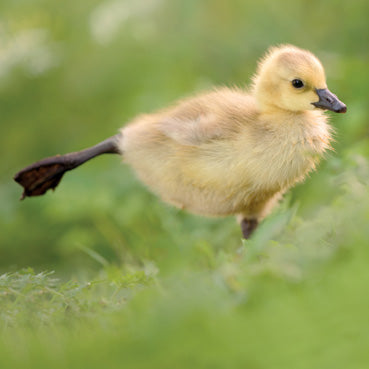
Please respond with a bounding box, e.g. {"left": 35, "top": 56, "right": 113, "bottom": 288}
{"left": 14, "top": 45, "right": 346, "bottom": 238}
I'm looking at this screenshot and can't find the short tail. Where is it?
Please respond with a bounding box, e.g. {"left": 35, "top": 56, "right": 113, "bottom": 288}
{"left": 14, "top": 133, "right": 122, "bottom": 200}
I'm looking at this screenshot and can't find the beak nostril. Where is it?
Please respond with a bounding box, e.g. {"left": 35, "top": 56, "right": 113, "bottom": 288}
{"left": 326, "top": 96, "right": 334, "bottom": 104}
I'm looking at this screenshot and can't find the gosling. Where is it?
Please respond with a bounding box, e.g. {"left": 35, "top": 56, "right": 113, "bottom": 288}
{"left": 14, "top": 45, "right": 346, "bottom": 239}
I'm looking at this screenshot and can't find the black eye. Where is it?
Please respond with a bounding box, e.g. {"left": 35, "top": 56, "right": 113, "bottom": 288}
{"left": 292, "top": 79, "right": 304, "bottom": 89}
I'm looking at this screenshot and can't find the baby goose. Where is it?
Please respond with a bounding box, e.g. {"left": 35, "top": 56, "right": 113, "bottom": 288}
{"left": 14, "top": 45, "right": 346, "bottom": 238}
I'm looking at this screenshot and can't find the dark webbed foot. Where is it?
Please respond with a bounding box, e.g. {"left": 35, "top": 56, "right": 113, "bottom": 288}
{"left": 14, "top": 155, "right": 72, "bottom": 199}
{"left": 240, "top": 218, "right": 258, "bottom": 239}
{"left": 14, "top": 134, "right": 121, "bottom": 199}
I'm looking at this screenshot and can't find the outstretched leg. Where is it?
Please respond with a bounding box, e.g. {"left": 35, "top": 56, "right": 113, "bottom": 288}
{"left": 240, "top": 218, "right": 258, "bottom": 239}
{"left": 14, "top": 133, "right": 122, "bottom": 199}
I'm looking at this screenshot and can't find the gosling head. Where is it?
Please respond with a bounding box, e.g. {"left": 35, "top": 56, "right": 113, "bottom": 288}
{"left": 253, "top": 45, "right": 347, "bottom": 114}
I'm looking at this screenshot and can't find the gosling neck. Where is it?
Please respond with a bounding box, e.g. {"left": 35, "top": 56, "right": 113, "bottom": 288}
{"left": 258, "top": 103, "right": 324, "bottom": 127}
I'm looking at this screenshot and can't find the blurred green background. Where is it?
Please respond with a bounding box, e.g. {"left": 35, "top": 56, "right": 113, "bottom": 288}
{"left": 1, "top": 0, "right": 369, "bottom": 368}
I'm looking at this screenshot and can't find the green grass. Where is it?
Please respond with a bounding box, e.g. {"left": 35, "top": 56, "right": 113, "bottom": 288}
{"left": 2, "top": 156, "right": 369, "bottom": 368}
{"left": 1, "top": 0, "right": 369, "bottom": 368}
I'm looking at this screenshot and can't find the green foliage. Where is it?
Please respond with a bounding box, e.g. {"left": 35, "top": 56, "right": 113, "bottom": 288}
{"left": 0, "top": 266, "right": 156, "bottom": 328}
{"left": 1, "top": 158, "right": 369, "bottom": 367}
{"left": 0, "top": 0, "right": 369, "bottom": 368}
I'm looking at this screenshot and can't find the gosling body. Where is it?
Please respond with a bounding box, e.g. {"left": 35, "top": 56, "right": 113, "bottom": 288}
{"left": 120, "top": 88, "right": 331, "bottom": 221}
{"left": 14, "top": 45, "right": 346, "bottom": 238}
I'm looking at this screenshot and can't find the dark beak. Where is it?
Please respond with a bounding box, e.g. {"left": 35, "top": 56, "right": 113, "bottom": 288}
{"left": 312, "top": 88, "right": 347, "bottom": 113}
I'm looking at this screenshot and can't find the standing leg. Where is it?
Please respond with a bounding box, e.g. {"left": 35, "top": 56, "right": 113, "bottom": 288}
{"left": 240, "top": 218, "right": 258, "bottom": 239}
